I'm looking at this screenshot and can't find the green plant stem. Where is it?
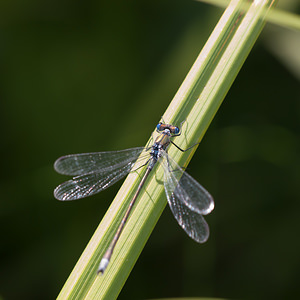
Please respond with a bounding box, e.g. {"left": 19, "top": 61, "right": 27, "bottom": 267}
{"left": 57, "top": 0, "right": 276, "bottom": 299}
{"left": 198, "top": 0, "right": 300, "bottom": 31}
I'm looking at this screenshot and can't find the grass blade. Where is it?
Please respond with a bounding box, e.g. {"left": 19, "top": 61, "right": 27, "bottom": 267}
{"left": 198, "top": 0, "right": 300, "bottom": 31}
{"left": 57, "top": 0, "right": 276, "bottom": 299}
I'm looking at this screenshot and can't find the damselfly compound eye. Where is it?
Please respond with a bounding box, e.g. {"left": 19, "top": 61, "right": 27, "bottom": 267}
{"left": 156, "top": 123, "right": 163, "bottom": 131}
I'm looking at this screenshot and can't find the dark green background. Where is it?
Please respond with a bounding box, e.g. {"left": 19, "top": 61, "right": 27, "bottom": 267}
{"left": 1, "top": 1, "right": 299, "bottom": 299}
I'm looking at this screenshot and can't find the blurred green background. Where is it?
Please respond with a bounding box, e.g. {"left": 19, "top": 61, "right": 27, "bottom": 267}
{"left": 1, "top": 1, "right": 299, "bottom": 299}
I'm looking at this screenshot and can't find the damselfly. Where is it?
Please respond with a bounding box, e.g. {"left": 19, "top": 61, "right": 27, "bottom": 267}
{"left": 54, "top": 122, "right": 214, "bottom": 274}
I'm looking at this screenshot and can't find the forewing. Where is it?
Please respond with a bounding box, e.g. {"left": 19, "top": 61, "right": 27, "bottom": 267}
{"left": 54, "top": 157, "right": 138, "bottom": 201}
{"left": 162, "top": 151, "right": 214, "bottom": 215}
{"left": 54, "top": 147, "right": 145, "bottom": 176}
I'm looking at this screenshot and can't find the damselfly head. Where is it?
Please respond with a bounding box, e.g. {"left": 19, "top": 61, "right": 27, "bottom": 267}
{"left": 156, "top": 122, "right": 180, "bottom": 135}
